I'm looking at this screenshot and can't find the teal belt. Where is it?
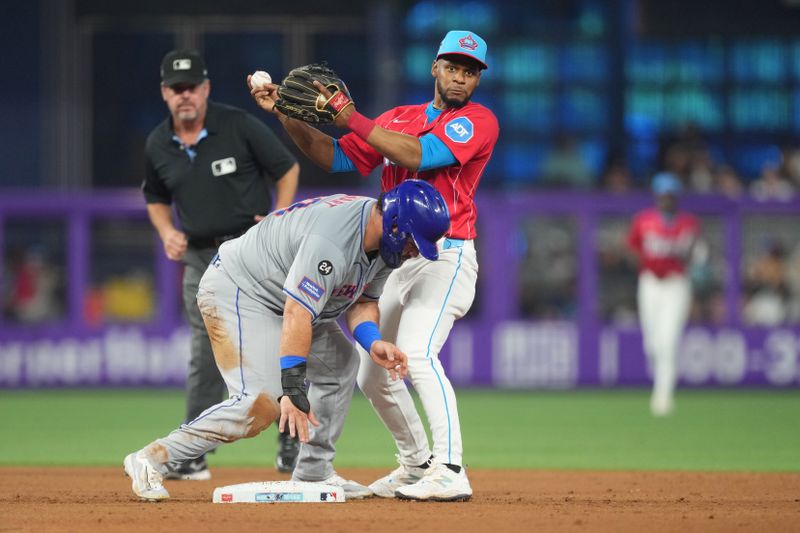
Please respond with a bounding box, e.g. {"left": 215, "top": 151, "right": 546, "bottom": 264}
{"left": 443, "top": 238, "right": 465, "bottom": 250}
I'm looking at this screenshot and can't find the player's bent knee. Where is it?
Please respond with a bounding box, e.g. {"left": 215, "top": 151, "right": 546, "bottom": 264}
{"left": 243, "top": 393, "right": 281, "bottom": 438}
{"left": 407, "top": 356, "right": 444, "bottom": 373}
{"left": 342, "top": 349, "right": 360, "bottom": 378}
{"left": 358, "top": 377, "right": 380, "bottom": 398}
{"left": 358, "top": 371, "right": 405, "bottom": 399}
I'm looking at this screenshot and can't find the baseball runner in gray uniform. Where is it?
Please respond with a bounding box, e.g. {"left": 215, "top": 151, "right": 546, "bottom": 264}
{"left": 123, "top": 180, "right": 451, "bottom": 501}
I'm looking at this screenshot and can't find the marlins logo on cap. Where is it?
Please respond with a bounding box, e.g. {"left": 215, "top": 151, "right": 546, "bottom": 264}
{"left": 436, "top": 30, "right": 488, "bottom": 70}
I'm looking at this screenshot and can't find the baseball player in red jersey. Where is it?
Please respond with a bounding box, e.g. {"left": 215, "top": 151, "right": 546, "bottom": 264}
{"left": 628, "top": 172, "right": 700, "bottom": 416}
{"left": 251, "top": 30, "right": 498, "bottom": 500}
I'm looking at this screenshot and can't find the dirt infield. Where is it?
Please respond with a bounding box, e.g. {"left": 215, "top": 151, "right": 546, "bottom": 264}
{"left": 1, "top": 467, "right": 798, "bottom": 532}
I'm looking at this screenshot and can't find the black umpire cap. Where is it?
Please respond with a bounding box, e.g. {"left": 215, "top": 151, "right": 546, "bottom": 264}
{"left": 160, "top": 49, "right": 208, "bottom": 86}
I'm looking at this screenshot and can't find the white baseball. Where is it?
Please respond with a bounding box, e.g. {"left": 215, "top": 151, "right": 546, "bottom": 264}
{"left": 250, "top": 70, "right": 272, "bottom": 89}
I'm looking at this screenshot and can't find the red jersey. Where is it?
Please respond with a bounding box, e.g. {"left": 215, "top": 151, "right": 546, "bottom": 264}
{"left": 627, "top": 208, "right": 700, "bottom": 277}
{"left": 338, "top": 101, "right": 499, "bottom": 239}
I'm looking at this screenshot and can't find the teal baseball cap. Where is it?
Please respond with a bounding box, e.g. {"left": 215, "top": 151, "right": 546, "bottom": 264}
{"left": 651, "top": 172, "right": 683, "bottom": 196}
{"left": 436, "top": 30, "right": 488, "bottom": 70}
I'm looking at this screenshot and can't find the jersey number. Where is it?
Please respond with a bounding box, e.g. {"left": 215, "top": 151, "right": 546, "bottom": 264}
{"left": 273, "top": 197, "right": 323, "bottom": 217}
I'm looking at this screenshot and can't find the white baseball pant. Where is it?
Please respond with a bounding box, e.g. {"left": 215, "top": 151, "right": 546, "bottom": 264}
{"left": 357, "top": 238, "right": 478, "bottom": 467}
{"left": 637, "top": 270, "right": 691, "bottom": 409}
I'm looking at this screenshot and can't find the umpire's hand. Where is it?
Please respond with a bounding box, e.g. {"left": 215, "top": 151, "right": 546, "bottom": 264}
{"left": 161, "top": 228, "right": 188, "bottom": 261}
{"left": 278, "top": 396, "right": 320, "bottom": 443}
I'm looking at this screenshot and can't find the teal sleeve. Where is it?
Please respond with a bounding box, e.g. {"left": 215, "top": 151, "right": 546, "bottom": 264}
{"left": 418, "top": 133, "right": 458, "bottom": 170}
{"left": 331, "top": 139, "right": 358, "bottom": 173}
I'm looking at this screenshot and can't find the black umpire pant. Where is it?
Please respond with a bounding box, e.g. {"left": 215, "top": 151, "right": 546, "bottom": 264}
{"left": 182, "top": 246, "right": 226, "bottom": 423}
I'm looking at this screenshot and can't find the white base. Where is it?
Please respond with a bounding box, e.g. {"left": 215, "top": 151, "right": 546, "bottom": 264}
{"left": 212, "top": 481, "right": 346, "bottom": 503}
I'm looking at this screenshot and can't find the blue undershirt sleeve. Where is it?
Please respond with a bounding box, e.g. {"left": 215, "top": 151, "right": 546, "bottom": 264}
{"left": 418, "top": 133, "right": 458, "bottom": 171}
{"left": 330, "top": 139, "right": 358, "bottom": 173}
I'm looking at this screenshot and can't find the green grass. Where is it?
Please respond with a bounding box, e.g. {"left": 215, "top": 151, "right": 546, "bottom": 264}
{"left": 0, "top": 389, "right": 797, "bottom": 471}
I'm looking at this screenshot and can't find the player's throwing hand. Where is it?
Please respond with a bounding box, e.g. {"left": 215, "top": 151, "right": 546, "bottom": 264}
{"left": 248, "top": 75, "right": 280, "bottom": 115}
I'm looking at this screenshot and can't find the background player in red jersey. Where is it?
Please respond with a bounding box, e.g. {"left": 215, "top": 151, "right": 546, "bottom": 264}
{"left": 628, "top": 172, "right": 700, "bottom": 416}
{"left": 251, "top": 30, "right": 498, "bottom": 501}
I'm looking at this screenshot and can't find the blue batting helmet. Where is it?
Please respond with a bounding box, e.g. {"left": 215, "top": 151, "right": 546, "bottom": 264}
{"left": 380, "top": 180, "right": 451, "bottom": 268}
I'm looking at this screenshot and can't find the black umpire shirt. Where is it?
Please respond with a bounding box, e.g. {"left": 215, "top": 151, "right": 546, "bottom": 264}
{"left": 142, "top": 101, "right": 296, "bottom": 246}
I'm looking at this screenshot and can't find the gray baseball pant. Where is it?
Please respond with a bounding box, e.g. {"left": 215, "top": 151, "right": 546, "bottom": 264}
{"left": 182, "top": 246, "right": 226, "bottom": 423}
{"left": 142, "top": 260, "right": 358, "bottom": 473}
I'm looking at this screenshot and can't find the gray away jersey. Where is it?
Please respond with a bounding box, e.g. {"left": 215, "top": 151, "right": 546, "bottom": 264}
{"left": 217, "top": 194, "right": 392, "bottom": 323}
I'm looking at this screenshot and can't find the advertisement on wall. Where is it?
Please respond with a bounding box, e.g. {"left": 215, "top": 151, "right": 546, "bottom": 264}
{"left": 1, "top": 323, "right": 797, "bottom": 388}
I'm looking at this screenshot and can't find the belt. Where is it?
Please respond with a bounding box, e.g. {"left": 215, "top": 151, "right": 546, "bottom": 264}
{"left": 189, "top": 230, "right": 248, "bottom": 249}
{"left": 442, "top": 238, "right": 465, "bottom": 250}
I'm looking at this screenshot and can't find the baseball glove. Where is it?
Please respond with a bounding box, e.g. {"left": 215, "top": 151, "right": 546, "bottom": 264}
{"left": 275, "top": 63, "right": 354, "bottom": 124}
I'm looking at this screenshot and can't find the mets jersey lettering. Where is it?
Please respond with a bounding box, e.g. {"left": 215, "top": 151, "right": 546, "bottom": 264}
{"left": 331, "top": 284, "right": 358, "bottom": 299}
{"left": 338, "top": 101, "right": 499, "bottom": 240}
{"left": 324, "top": 194, "right": 361, "bottom": 207}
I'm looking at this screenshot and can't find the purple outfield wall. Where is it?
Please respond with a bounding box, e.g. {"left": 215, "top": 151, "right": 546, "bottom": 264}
{"left": 0, "top": 189, "right": 798, "bottom": 388}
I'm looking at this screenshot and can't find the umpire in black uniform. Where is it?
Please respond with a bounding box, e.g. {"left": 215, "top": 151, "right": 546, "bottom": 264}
{"left": 142, "top": 49, "right": 301, "bottom": 479}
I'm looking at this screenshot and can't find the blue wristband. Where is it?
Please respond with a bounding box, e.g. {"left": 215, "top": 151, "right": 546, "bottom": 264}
{"left": 353, "top": 321, "right": 381, "bottom": 352}
{"left": 280, "top": 355, "right": 306, "bottom": 369}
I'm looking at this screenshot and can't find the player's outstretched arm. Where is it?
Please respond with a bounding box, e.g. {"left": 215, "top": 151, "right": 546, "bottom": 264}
{"left": 278, "top": 113, "right": 337, "bottom": 171}
{"left": 345, "top": 299, "right": 379, "bottom": 332}
{"left": 346, "top": 301, "right": 408, "bottom": 381}
{"left": 249, "top": 81, "right": 336, "bottom": 171}
{"left": 353, "top": 120, "right": 423, "bottom": 171}
{"left": 314, "top": 81, "right": 424, "bottom": 170}
{"left": 277, "top": 298, "right": 319, "bottom": 443}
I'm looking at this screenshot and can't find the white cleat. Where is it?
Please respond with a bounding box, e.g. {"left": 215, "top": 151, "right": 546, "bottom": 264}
{"left": 295, "top": 472, "right": 373, "bottom": 499}
{"left": 395, "top": 462, "right": 472, "bottom": 502}
{"left": 650, "top": 396, "right": 674, "bottom": 417}
{"left": 369, "top": 457, "right": 429, "bottom": 498}
{"left": 124, "top": 451, "right": 170, "bottom": 502}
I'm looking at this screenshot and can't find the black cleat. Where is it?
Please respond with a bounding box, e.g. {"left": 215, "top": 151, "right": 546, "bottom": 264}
{"left": 163, "top": 455, "right": 211, "bottom": 481}
{"left": 275, "top": 431, "right": 300, "bottom": 473}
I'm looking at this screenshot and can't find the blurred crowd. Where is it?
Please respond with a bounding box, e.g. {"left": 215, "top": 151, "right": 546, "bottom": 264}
{"left": 3, "top": 247, "right": 62, "bottom": 323}
{"left": 743, "top": 239, "right": 800, "bottom": 326}
{"left": 517, "top": 122, "right": 800, "bottom": 327}
{"left": 538, "top": 123, "right": 799, "bottom": 201}
{"left": 4, "top": 119, "right": 800, "bottom": 328}
{"left": 3, "top": 245, "right": 154, "bottom": 326}
{"left": 523, "top": 221, "right": 800, "bottom": 327}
